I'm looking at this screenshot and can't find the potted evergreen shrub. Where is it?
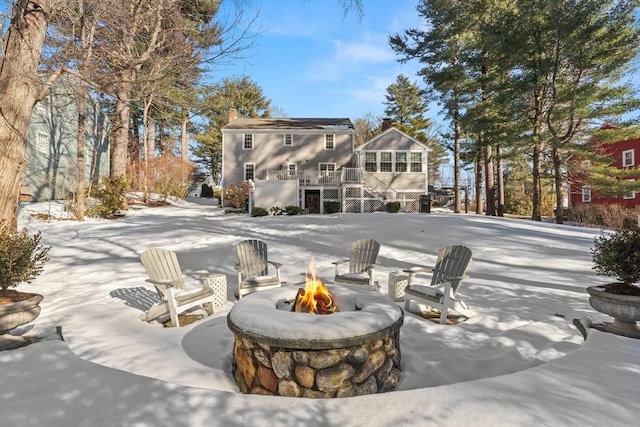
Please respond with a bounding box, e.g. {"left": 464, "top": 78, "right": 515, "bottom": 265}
{"left": 587, "top": 228, "right": 640, "bottom": 338}
{"left": 0, "top": 225, "right": 50, "bottom": 349}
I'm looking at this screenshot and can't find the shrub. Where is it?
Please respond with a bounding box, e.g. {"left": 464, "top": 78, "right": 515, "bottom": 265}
{"left": 223, "top": 182, "right": 251, "bottom": 209}
{"left": 87, "top": 176, "right": 128, "bottom": 218}
{"left": 386, "top": 201, "right": 401, "bottom": 213}
{"left": 592, "top": 228, "right": 640, "bottom": 286}
{"left": 285, "top": 205, "right": 302, "bottom": 215}
{"left": 213, "top": 187, "right": 222, "bottom": 202}
{"left": 324, "top": 201, "right": 341, "bottom": 214}
{"left": 145, "top": 156, "right": 195, "bottom": 198}
{"left": 251, "top": 207, "right": 269, "bottom": 217}
{"left": 270, "top": 206, "right": 285, "bottom": 216}
{"left": 0, "top": 225, "right": 50, "bottom": 292}
{"left": 201, "top": 183, "right": 214, "bottom": 198}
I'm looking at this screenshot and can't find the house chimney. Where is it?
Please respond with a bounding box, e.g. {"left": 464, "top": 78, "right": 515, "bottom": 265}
{"left": 382, "top": 118, "right": 392, "bottom": 131}
{"left": 228, "top": 108, "right": 238, "bottom": 122}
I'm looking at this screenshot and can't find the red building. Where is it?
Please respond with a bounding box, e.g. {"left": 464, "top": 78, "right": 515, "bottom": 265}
{"left": 569, "top": 137, "right": 640, "bottom": 208}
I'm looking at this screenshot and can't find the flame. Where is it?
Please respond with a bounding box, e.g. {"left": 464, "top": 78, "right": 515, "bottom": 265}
{"left": 296, "top": 259, "right": 337, "bottom": 314}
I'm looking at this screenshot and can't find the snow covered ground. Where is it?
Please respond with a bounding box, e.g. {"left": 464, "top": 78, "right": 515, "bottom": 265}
{"left": 1, "top": 198, "right": 638, "bottom": 426}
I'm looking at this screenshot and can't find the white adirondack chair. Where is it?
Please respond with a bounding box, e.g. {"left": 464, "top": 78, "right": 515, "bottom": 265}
{"left": 333, "top": 238, "right": 380, "bottom": 288}
{"left": 140, "top": 248, "right": 219, "bottom": 327}
{"left": 235, "top": 239, "right": 282, "bottom": 299}
{"left": 403, "top": 245, "right": 476, "bottom": 324}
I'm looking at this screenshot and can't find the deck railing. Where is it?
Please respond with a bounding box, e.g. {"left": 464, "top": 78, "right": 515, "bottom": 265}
{"left": 265, "top": 167, "right": 397, "bottom": 200}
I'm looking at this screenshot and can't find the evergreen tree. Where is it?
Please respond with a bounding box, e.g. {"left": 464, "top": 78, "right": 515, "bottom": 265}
{"left": 192, "top": 76, "right": 272, "bottom": 183}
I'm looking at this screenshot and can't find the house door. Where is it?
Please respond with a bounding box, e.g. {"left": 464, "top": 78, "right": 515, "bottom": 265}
{"left": 305, "top": 190, "right": 321, "bottom": 214}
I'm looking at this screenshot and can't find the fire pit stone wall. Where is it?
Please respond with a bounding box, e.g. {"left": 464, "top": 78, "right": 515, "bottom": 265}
{"left": 227, "top": 285, "right": 404, "bottom": 398}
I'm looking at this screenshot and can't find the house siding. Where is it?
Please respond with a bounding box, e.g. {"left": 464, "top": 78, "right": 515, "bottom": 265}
{"left": 222, "top": 122, "right": 354, "bottom": 186}
{"left": 569, "top": 137, "right": 640, "bottom": 208}
{"left": 23, "top": 77, "right": 111, "bottom": 201}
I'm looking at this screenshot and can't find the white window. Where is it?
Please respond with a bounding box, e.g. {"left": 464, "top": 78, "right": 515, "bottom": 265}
{"left": 622, "top": 149, "right": 634, "bottom": 167}
{"left": 244, "top": 163, "right": 255, "bottom": 181}
{"left": 324, "top": 134, "right": 334, "bottom": 150}
{"left": 380, "top": 152, "right": 392, "bottom": 172}
{"left": 35, "top": 132, "right": 49, "bottom": 154}
{"left": 364, "top": 152, "right": 377, "bottom": 172}
{"left": 319, "top": 163, "right": 336, "bottom": 176}
{"left": 395, "top": 152, "right": 407, "bottom": 172}
{"left": 581, "top": 186, "right": 591, "bottom": 203}
{"left": 284, "top": 134, "right": 293, "bottom": 146}
{"left": 287, "top": 163, "right": 297, "bottom": 177}
{"left": 243, "top": 134, "right": 253, "bottom": 150}
{"left": 623, "top": 179, "right": 636, "bottom": 199}
{"left": 410, "top": 152, "right": 423, "bottom": 172}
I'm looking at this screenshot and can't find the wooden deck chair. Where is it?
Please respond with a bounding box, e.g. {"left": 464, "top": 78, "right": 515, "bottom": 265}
{"left": 140, "top": 248, "right": 218, "bottom": 327}
{"left": 235, "top": 239, "right": 282, "bottom": 299}
{"left": 403, "top": 245, "right": 475, "bottom": 324}
{"left": 333, "top": 238, "right": 380, "bottom": 288}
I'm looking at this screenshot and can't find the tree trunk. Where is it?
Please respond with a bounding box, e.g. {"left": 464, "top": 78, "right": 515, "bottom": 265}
{"left": 112, "top": 70, "right": 134, "bottom": 178}
{"left": 552, "top": 146, "right": 564, "bottom": 224}
{"left": 531, "top": 143, "right": 543, "bottom": 221}
{"left": 484, "top": 143, "right": 496, "bottom": 216}
{"left": 76, "top": 81, "right": 88, "bottom": 221}
{"left": 0, "top": 1, "right": 52, "bottom": 230}
{"left": 496, "top": 144, "right": 504, "bottom": 217}
{"left": 475, "top": 150, "right": 483, "bottom": 214}
{"left": 181, "top": 110, "right": 189, "bottom": 159}
{"left": 453, "top": 107, "right": 462, "bottom": 213}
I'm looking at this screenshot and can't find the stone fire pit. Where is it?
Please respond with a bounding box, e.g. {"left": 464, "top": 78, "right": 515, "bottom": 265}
{"left": 227, "top": 284, "right": 404, "bottom": 398}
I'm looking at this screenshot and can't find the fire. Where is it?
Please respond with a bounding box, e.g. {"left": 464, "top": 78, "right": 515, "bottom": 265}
{"left": 292, "top": 259, "right": 339, "bottom": 314}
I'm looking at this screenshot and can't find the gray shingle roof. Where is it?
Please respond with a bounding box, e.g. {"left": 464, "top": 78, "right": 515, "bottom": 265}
{"left": 223, "top": 118, "right": 354, "bottom": 130}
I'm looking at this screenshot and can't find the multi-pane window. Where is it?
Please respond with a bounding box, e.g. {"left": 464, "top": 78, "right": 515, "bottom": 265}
{"left": 35, "top": 132, "right": 49, "bottom": 154}
{"left": 380, "top": 152, "right": 392, "bottom": 172}
{"left": 319, "top": 163, "right": 336, "bottom": 175}
{"left": 244, "top": 163, "right": 255, "bottom": 181}
{"left": 284, "top": 134, "right": 293, "bottom": 146}
{"left": 581, "top": 186, "right": 591, "bottom": 203}
{"left": 410, "top": 152, "right": 422, "bottom": 172}
{"left": 622, "top": 149, "right": 634, "bottom": 167}
{"left": 623, "top": 179, "right": 636, "bottom": 199}
{"left": 395, "top": 152, "right": 407, "bottom": 172}
{"left": 243, "top": 134, "right": 253, "bottom": 150}
{"left": 324, "top": 134, "right": 335, "bottom": 150}
{"left": 287, "top": 163, "right": 297, "bottom": 177}
{"left": 364, "top": 152, "right": 377, "bottom": 172}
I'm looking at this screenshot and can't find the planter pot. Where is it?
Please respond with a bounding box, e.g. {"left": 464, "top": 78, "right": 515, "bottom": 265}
{"left": 587, "top": 285, "right": 640, "bottom": 339}
{"left": 0, "top": 293, "right": 43, "bottom": 334}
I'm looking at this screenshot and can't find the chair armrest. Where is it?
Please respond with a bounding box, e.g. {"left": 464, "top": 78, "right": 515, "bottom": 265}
{"left": 332, "top": 259, "right": 350, "bottom": 266}
{"left": 402, "top": 266, "right": 432, "bottom": 274}
{"left": 268, "top": 260, "right": 282, "bottom": 269}
{"left": 183, "top": 269, "right": 215, "bottom": 277}
{"left": 145, "top": 278, "right": 179, "bottom": 286}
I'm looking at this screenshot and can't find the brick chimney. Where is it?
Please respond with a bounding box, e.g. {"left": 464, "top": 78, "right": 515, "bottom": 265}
{"left": 228, "top": 108, "right": 238, "bottom": 123}
{"left": 381, "top": 118, "right": 392, "bottom": 131}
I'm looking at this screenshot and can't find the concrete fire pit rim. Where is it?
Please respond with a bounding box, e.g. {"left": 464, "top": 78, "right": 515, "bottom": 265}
{"left": 226, "top": 285, "right": 404, "bottom": 350}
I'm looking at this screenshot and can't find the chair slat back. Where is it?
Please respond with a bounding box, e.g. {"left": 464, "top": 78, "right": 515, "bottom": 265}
{"left": 431, "top": 245, "right": 472, "bottom": 295}
{"left": 236, "top": 239, "right": 270, "bottom": 278}
{"left": 348, "top": 239, "right": 380, "bottom": 274}
{"left": 140, "top": 248, "right": 186, "bottom": 291}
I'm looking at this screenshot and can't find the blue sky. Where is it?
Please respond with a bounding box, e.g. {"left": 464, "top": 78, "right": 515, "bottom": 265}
{"left": 212, "top": 0, "right": 639, "bottom": 128}
{"left": 212, "top": 0, "right": 424, "bottom": 122}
